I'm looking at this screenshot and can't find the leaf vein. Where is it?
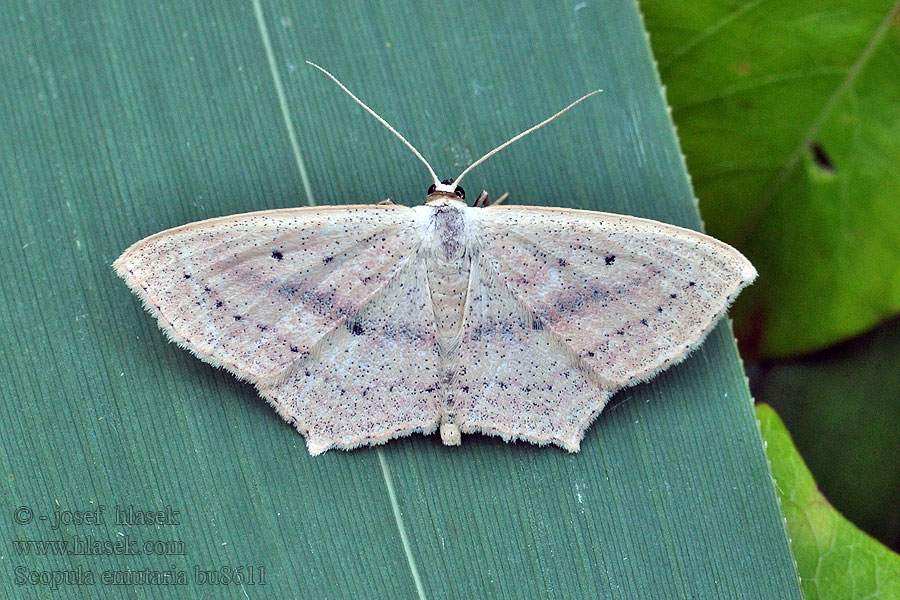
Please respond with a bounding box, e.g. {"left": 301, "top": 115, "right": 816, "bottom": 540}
{"left": 736, "top": 0, "right": 900, "bottom": 243}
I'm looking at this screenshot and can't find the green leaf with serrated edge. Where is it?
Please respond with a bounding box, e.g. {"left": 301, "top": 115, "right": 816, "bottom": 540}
{"left": 758, "top": 403, "right": 900, "bottom": 599}
{"left": 642, "top": 1, "right": 900, "bottom": 357}
{"left": 753, "top": 316, "right": 900, "bottom": 553}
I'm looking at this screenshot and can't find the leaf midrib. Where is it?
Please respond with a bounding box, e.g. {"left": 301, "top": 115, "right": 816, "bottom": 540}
{"left": 656, "top": 0, "right": 900, "bottom": 244}
{"left": 749, "top": 1, "right": 898, "bottom": 243}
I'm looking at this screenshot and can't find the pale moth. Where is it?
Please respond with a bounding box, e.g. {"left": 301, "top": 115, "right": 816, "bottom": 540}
{"left": 114, "top": 62, "right": 756, "bottom": 456}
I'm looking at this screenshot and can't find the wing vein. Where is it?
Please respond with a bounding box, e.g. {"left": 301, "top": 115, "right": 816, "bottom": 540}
{"left": 272, "top": 246, "right": 426, "bottom": 387}
{"left": 471, "top": 249, "right": 616, "bottom": 390}
{"left": 207, "top": 222, "right": 413, "bottom": 356}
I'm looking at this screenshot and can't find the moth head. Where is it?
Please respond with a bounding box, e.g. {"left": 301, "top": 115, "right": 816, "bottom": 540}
{"left": 427, "top": 178, "right": 465, "bottom": 201}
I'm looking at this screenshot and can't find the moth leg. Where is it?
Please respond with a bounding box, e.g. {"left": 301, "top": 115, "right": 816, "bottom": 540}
{"left": 377, "top": 198, "right": 395, "bottom": 206}
{"left": 492, "top": 192, "right": 510, "bottom": 206}
{"left": 473, "top": 191, "right": 510, "bottom": 207}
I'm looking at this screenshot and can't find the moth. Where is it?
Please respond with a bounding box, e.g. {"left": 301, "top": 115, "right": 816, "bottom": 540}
{"left": 115, "top": 63, "right": 755, "bottom": 455}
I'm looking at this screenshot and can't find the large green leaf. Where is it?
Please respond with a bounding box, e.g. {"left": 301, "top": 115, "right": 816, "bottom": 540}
{"left": 758, "top": 404, "right": 900, "bottom": 599}
{"left": 642, "top": 1, "right": 900, "bottom": 357}
{"left": 1, "top": 1, "right": 800, "bottom": 598}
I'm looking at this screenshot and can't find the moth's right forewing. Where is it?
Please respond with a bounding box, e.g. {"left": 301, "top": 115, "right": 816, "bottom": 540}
{"left": 472, "top": 205, "right": 756, "bottom": 390}
{"left": 113, "top": 204, "right": 421, "bottom": 384}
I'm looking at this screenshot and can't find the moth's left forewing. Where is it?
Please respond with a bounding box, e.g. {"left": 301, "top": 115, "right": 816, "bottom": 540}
{"left": 113, "top": 204, "right": 422, "bottom": 385}
{"left": 472, "top": 205, "right": 756, "bottom": 391}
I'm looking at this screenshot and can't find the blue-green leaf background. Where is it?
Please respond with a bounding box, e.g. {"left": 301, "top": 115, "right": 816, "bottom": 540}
{"left": 0, "top": 1, "right": 800, "bottom": 598}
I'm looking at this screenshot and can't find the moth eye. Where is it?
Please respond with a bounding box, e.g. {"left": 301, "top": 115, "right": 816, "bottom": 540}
{"left": 427, "top": 183, "right": 437, "bottom": 195}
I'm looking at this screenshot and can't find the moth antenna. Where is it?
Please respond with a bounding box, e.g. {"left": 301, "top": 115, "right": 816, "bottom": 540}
{"left": 306, "top": 61, "right": 441, "bottom": 187}
{"left": 453, "top": 89, "right": 603, "bottom": 189}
